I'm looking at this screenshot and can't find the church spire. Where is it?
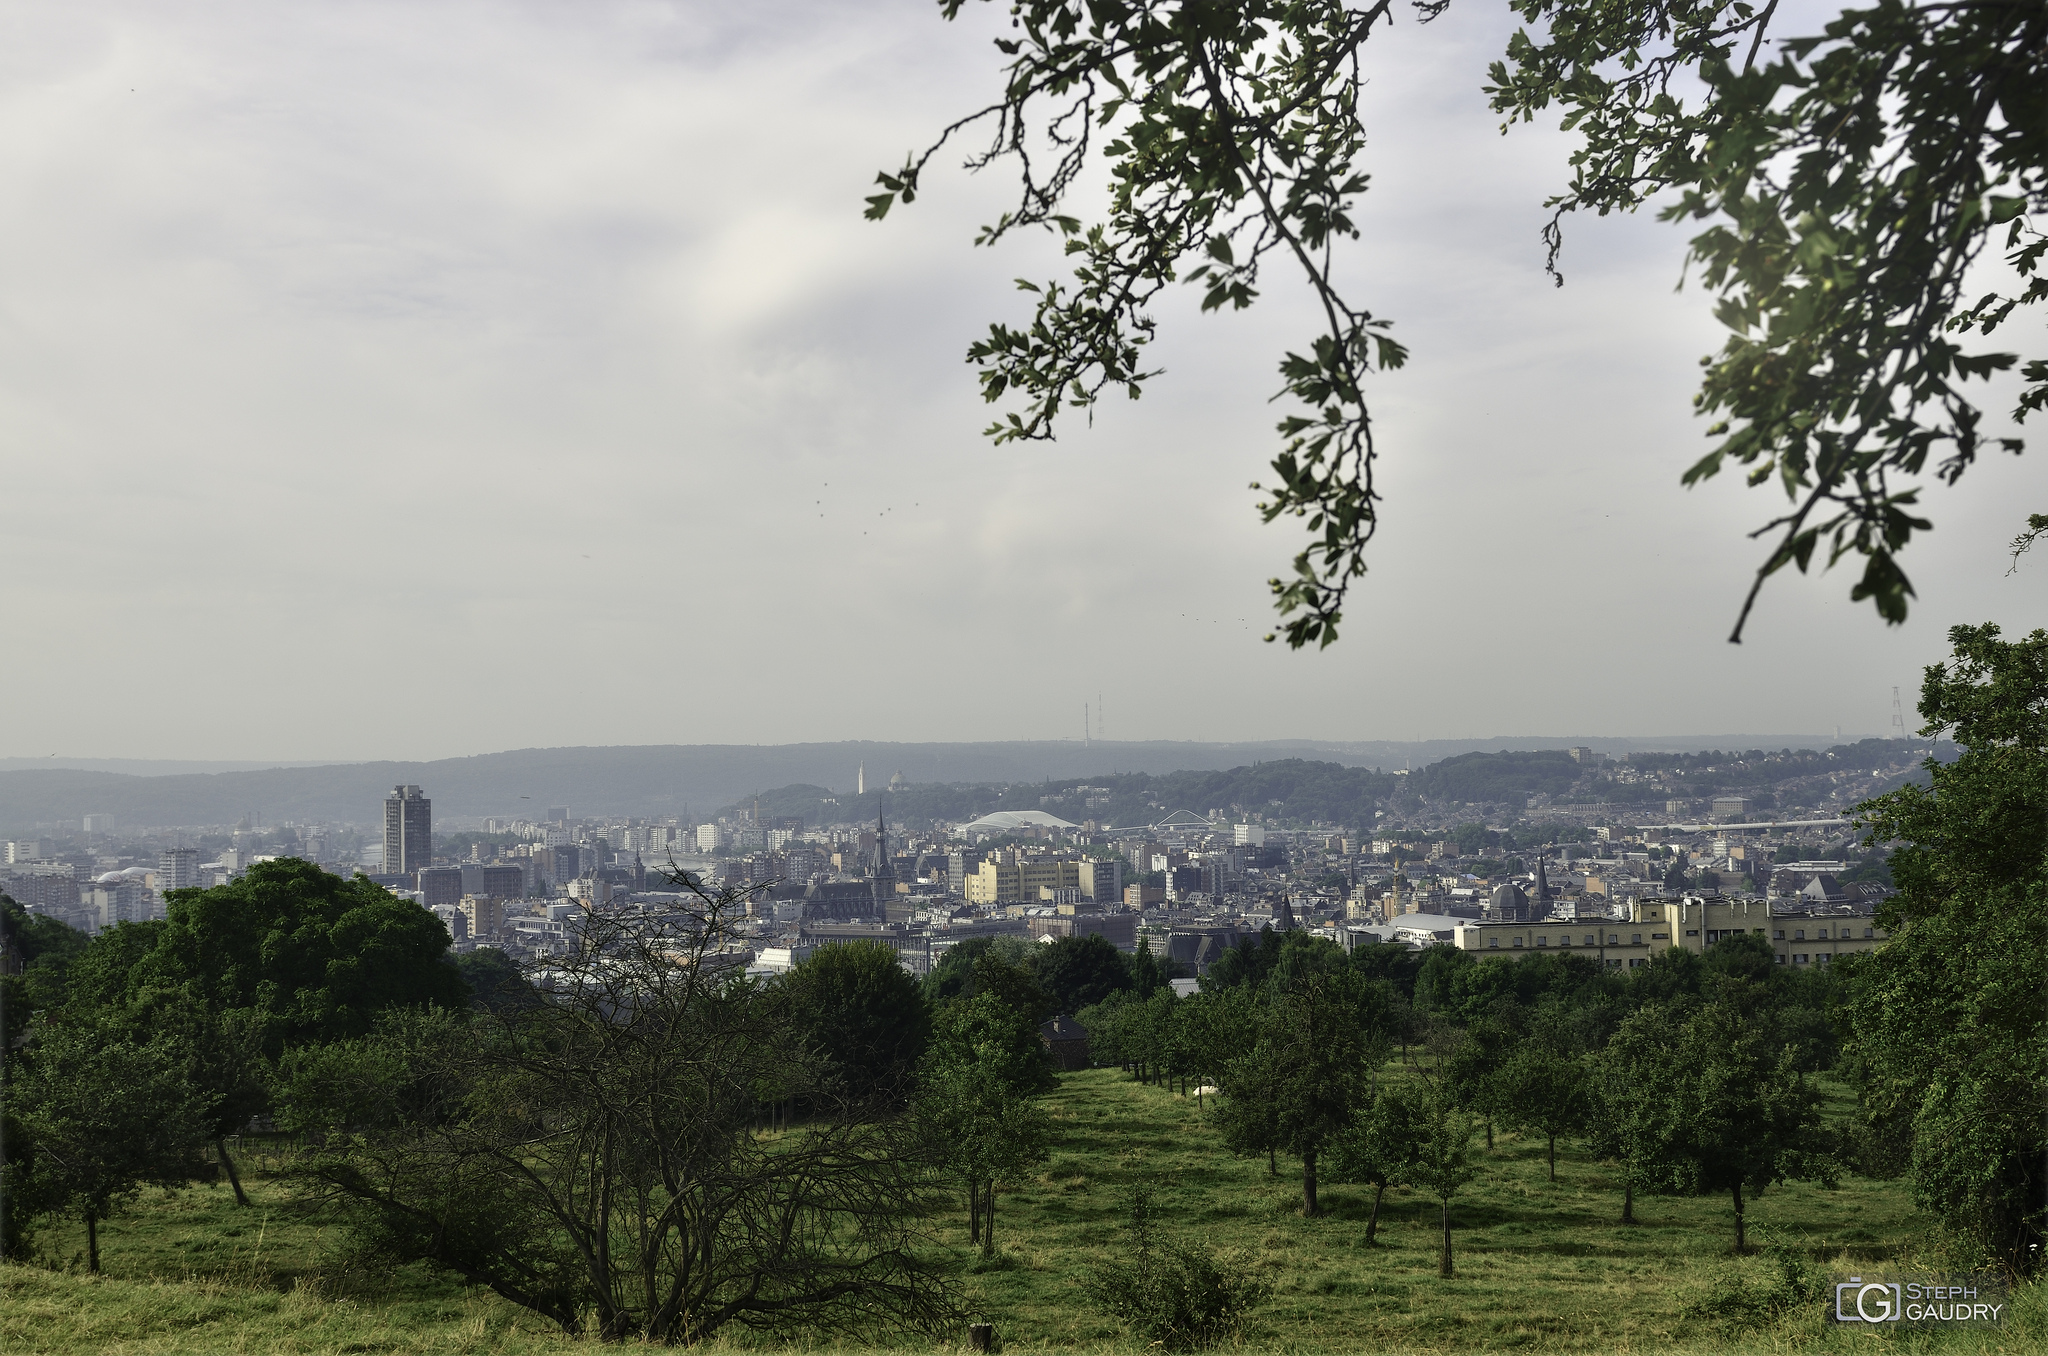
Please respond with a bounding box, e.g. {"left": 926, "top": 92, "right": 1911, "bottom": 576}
{"left": 871, "top": 800, "right": 896, "bottom": 907}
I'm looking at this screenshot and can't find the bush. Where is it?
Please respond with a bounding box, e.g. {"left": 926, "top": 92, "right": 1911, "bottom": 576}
{"left": 1085, "top": 1190, "right": 1267, "bottom": 1351}
{"left": 1679, "top": 1240, "right": 1825, "bottom": 1331}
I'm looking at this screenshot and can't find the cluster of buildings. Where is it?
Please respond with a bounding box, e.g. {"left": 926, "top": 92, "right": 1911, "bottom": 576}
{"left": 3, "top": 828, "right": 290, "bottom": 933}
{"left": 3, "top": 774, "right": 1894, "bottom": 979}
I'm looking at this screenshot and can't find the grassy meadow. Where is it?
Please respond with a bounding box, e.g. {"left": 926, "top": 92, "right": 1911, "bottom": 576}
{"left": 4, "top": 1066, "right": 2041, "bottom": 1355}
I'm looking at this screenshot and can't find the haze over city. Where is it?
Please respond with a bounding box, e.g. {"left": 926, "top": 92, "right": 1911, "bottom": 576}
{"left": 0, "top": 0, "right": 2039, "bottom": 764}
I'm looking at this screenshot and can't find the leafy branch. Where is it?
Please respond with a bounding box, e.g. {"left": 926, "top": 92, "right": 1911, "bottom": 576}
{"left": 1491, "top": 0, "right": 2047, "bottom": 639}
{"left": 869, "top": 1, "right": 1425, "bottom": 648}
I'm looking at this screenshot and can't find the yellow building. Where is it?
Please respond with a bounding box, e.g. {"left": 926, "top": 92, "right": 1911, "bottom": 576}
{"left": 965, "top": 856, "right": 1080, "bottom": 905}
{"left": 1454, "top": 892, "right": 1887, "bottom": 970}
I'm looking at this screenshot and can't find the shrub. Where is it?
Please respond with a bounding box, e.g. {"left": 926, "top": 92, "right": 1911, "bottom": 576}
{"left": 1679, "top": 1240, "right": 1825, "bottom": 1331}
{"left": 1085, "top": 1189, "right": 1267, "bottom": 1351}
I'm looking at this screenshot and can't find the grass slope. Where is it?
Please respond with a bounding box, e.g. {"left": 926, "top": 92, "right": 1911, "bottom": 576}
{"left": 3, "top": 1067, "right": 2041, "bottom": 1354}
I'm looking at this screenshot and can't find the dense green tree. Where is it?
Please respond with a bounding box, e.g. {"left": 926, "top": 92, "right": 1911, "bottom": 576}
{"left": 880, "top": 1, "right": 2044, "bottom": 642}
{"left": 1201, "top": 925, "right": 1286, "bottom": 991}
{"left": 1032, "top": 932, "right": 1133, "bottom": 1014}
{"left": 10, "top": 1013, "right": 209, "bottom": 1272}
{"left": 131, "top": 860, "right": 467, "bottom": 1050}
{"left": 779, "top": 940, "right": 932, "bottom": 1098}
{"left": 1849, "top": 623, "right": 2047, "bottom": 1269}
{"left": 1217, "top": 971, "right": 1388, "bottom": 1214}
{"left": 928, "top": 989, "right": 1058, "bottom": 1098}
{"left": 0, "top": 896, "right": 88, "bottom": 1037}
{"left": 453, "top": 948, "right": 539, "bottom": 1018}
{"left": 0, "top": 898, "right": 88, "bottom": 1257}
{"left": 124, "top": 989, "right": 268, "bottom": 1206}
{"left": 1130, "top": 934, "right": 1166, "bottom": 998}
{"left": 969, "top": 949, "right": 1055, "bottom": 1024}
{"left": 1605, "top": 998, "right": 1836, "bottom": 1253}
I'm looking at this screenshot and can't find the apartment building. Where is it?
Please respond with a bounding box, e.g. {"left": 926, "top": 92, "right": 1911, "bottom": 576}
{"left": 965, "top": 855, "right": 1082, "bottom": 905}
{"left": 1454, "top": 892, "right": 1888, "bottom": 969}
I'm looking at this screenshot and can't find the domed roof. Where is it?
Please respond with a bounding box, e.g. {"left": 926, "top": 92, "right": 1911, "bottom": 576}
{"left": 956, "top": 810, "right": 1079, "bottom": 833}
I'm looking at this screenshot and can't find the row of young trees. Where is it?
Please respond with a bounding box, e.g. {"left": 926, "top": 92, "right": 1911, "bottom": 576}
{"left": 1075, "top": 624, "right": 2046, "bottom": 1275}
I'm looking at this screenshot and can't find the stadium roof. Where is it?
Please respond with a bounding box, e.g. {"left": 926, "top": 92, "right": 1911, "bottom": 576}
{"left": 956, "top": 809, "right": 1079, "bottom": 833}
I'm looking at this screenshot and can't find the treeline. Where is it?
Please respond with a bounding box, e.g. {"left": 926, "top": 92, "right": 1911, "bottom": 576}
{"left": 720, "top": 758, "right": 1397, "bottom": 832}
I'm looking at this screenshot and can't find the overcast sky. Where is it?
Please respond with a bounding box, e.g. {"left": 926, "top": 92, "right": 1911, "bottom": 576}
{"left": 1, "top": 0, "right": 2041, "bottom": 762}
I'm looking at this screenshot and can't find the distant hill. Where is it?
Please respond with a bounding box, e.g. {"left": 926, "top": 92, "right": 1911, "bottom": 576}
{"left": 0, "top": 735, "right": 1849, "bottom": 832}
{"left": 716, "top": 759, "right": 1400, "bottom": 831}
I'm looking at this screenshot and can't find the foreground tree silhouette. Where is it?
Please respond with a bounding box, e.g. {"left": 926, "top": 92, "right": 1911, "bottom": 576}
{"left": 1849, "top": 623, "right": 2048, "bottom": 1271}
{"left": 279, "top": 885, "right": 957, "bottom": 1344}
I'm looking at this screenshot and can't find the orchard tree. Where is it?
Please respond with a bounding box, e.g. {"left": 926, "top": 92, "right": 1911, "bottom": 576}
{"left": 11, "top": 1014, "right": 209, "bottom": 1272}
{"left": 1586, "top": 1038, "right": 1659, "bottom": 1226}
{"left": 1326, "top": 1078, "right": 1422, "bottom": 1245}
{"left": 1497, "top": 1037, "right": 1589, "bottom": 1182}
{"left": 918, "top": 990, "right": 1057, "bottom": 1254}
{"left": 1409, "top": 1077, "right": 1478, "bottom": 1278}
{"left": 1442, "top": 1017, "right": 1513, "bottom": 1150}
{"left": 1216, "top": 971, "right": 1387, "bottom": 1213}
{"left": 875, "top": 1, "right": 2045, "bottom": 644}
{"left": 1605, "top": 998, "right": 1836, "bottom": 1253}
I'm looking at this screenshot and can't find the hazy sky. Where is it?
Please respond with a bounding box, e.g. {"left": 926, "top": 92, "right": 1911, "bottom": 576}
{"left": 2, "top": 0, "right": 2041, "bottom": 761}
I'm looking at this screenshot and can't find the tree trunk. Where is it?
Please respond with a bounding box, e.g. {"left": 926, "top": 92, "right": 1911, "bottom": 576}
{"left": 982, "top": 1180, "right": 996, "bottom": 1259}
{"left": 968, "top": 1180, "right": 981, "bottom": 1246}
{"left": 1301, "top": 1146, "right": 1319, "bottom": 1217}
{"left": 1437, "top": 1199, "right": 1453, "bottom": 1278}
{"left": 1267, "top": 1145, "right": 1277, "bottom": 1178}
{"left": 1621, "top": 1178, "right": 1635, "bottom": 1225}
{"left": 86, "top": 1212, "right": 99, "bottom": 1275}
{"left": 1365, "top": 1181, "right": 1386, "bottom": 1245}
{"left": 1731, "top": 1181, "right": 1746, "bottom": 1254}
{"left": 217, "top": 1138, "right": 251, "bottom": 1207}
{"left": 1484, "top": 1116, "right": 1494, "bottom": 1150}
{"left": 1547, "top": 1133, "right": 1556, "bottom": 1182}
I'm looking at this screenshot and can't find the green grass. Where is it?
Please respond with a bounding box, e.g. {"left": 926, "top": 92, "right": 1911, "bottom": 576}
{"left": 4, "top": 1067, "right": 2042, "bottom": 1354}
